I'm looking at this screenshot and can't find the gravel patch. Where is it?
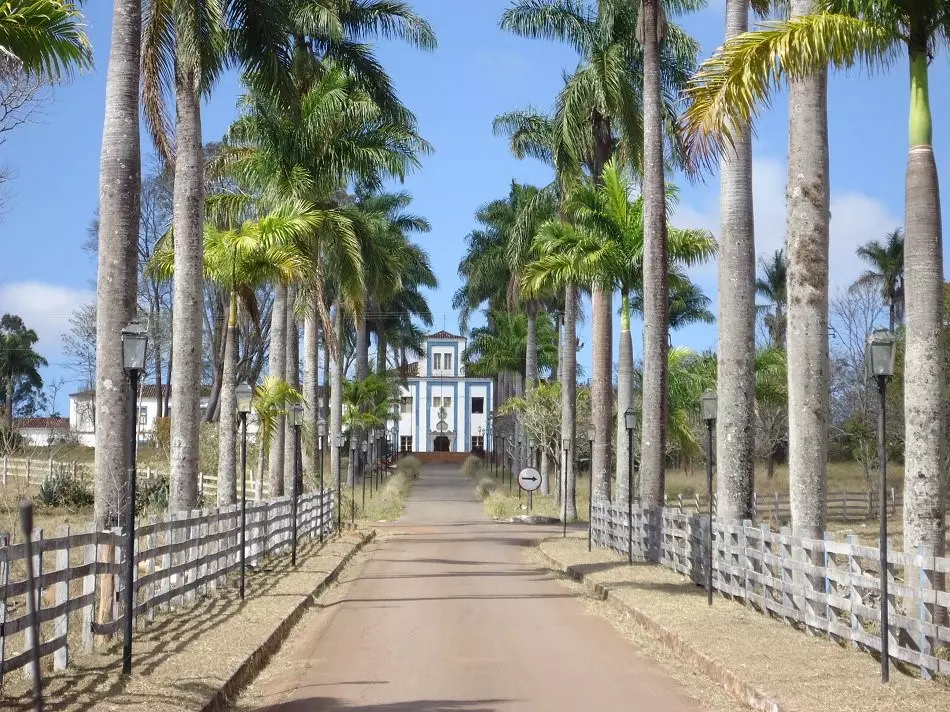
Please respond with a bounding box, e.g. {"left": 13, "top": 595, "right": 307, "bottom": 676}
{"left": 541, "top": 536, "right": 950, "bottom": 712}
{"left": 0, "top": 531, "right": 371, "bottom": 712}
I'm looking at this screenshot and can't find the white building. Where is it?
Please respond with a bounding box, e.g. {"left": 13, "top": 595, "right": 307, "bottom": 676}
{"left": 396, "top": 331, "right": 494, "bottom": 453}
{"left": 14, "top": 417, "right": 71, "bottom": 446}
{"left": 69, "top": 385, "right": 214, "bottom": 448}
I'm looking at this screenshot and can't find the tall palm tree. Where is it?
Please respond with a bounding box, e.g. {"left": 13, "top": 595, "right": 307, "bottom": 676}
{"left": 855, "top": 228, "right": 905, "bottom": 331}
{"left": 0, "top": 0, "right": 91, "bottom": 79}
{"left": 94, "top": 0, "right": 142, "bottom": 529}
{"left": 523, "top": 162, "right": 716, "bottom": 502}
{"left": 252, "top": 375, "right": 302, "bottom": 497}
{"left": 756, "top": 249, "right": 788, "bottom": 347}
{"left": 500, "top": 0, "right": 700, "bottom": 504}
{"left": 680, "top": 0, "right": 947, "bottom": 562}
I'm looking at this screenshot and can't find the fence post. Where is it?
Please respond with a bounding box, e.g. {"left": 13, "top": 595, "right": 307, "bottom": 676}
{"left": 823, "top": 532, "right": 834, "bottom": 639}
{"left": 917, "top": 543, "right": 933, "bottom": 680}
{"left": 25, "top": 458, "right": 31, "bottom": 485}
{"left": 145, "top": 515, "right": 157, "bottom": 622}
{"left": 53, "top": 525, "right": 70, "bottom": 671}
{"left": 889, "top": 487, "right": 896, "bottom": 518}
{"left": 185, "top": 509, "right": 200, "bottom": 605}
{"left": 0, "top": 536, "right": 9, "bottom": 688}
{"left": 779, "top": 526, "right": 792, "bottom": 624}
{"left": 741, "top": 520, "right": 752, "bottom": 605}
{"left": 846, "top": 534, "right": 860, "bottom": 643}
{"left": 23, "top": 528, "right": 43, "bottom": 683}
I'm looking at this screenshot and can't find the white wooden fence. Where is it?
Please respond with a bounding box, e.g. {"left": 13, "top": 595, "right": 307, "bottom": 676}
{"left": 662, "top": 489, "right": 902, "bottom": 523}
{"left": 591, "top": 502, "right": 950, "bottom": 680}
{"left": 0, "top": 490, "right": 335, "bottom": 684}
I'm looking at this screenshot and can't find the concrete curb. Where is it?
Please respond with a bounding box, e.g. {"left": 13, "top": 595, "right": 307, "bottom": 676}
{"left": 537, "top": 543, "right": 794, "bottom": 712}
{"left": 202, "top": 530, "right": 377, "bottom": 712}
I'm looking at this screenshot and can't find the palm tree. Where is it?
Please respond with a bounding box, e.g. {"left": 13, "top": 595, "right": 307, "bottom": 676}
{"left": 855, "top": 228, "right": 904, "bottom": 331}
{"left": 756, "top": 249, "right": 788, "bottom": 347}
{"left": 94, "top": 0, "right": 143, "bottom": 529}
{"left": 500, "top": 0, "right": 700, "bottom": 505}
{"left": 523, "top": 162, "right": 716, "bottom": 503}
{"left": 252, "top": 375, "right": 302, "bottom": 498}
{"left": 680, "top": 0, "right": 948, "bottom": 562}
{"left": 0, "top": 0, "right": 91, "bottom": 80}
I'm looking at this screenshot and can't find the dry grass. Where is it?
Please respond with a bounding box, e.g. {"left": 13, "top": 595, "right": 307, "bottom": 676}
{"left": 0, "top": 532, "right": 368, "bottom": 712}
{"left": 541, "top": 536, "right": 950, "bottom": 712}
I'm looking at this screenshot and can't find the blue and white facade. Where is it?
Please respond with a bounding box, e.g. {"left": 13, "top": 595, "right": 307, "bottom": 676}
{"left": 396, "top": 331, "right": 493, "bottom": 453}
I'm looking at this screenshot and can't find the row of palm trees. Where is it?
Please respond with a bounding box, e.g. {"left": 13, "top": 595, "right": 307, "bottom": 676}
{"left": 82, "top": 0, "right": 439, "bottom": 527}
{"left": 459, "top": 0, "right": 944, "bottom": 565}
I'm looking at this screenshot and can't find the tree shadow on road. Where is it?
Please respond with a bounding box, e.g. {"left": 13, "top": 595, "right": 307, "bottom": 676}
{"left": 256, "top": 697, "right": 511, "bottom": 712}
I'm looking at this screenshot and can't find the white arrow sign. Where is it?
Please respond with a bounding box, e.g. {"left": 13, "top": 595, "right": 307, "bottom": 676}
{"left": 518, "top": 467, "right": 542, "bottom": 492}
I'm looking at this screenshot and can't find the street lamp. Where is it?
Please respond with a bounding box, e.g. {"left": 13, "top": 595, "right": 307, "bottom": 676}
{"left": 866, "top": 327, "right": 896, "bottom": 683}
{"left": 624, "top": 408, "right": 637, "bottom": 564}
{"left": 361, "top": 440, "right": 368, "bottom": 513}
{"left": 290, "top": 403, "right": 304, "bottom": 566}
{"left": 336, "top": 433, "right": 346, "bottom": 532}
{"left": 317, "top": 417, "right": 327, "bottom": 542}
{"left": 120, "top": 316, "right": 148, "bottom": 675}
{"left": 561, "top": 436, "right": 570, "bottom": 538}
{"left": 701, "top": 389, "right": 717, "bottom": 607}
{"left": 587, "top": 423, "right": 596, "bottom": 552}
{"left": 236, "top": 382, "right": 253, "bottom": 598}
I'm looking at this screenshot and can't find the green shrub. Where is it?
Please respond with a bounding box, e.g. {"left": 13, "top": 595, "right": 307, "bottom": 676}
{"left": 137, "top": 472, "right": 169, "bottom": 514}
{"left": 396, "top": 455, "right": 421, "bottom": 479}
{"left": 36, "top": 471, "right": 94, "bottom": 510}
{"left": 461, "top": 455, "right": 485, "bottom": 479}
{"left": 475, "top": 477, "right": 495, "bottom": 499}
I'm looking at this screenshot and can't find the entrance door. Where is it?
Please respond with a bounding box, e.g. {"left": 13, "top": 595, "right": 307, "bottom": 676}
{"left": 434, "top": 436, "right": 450, "bottom": 452}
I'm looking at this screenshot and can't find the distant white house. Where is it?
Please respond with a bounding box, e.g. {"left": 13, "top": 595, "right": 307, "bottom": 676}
{"left": 69, "top": 385, "right": 214, "bottom": 448}
{"left": 14, "top": 417, "right": 71, "bottom": 446}
{"left": 395, "top": 331, "right": 493, "bottom": 453}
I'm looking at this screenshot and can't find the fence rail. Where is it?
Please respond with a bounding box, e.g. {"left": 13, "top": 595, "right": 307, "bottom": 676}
{"left": 0, "top": 490, "right": 335, "bottom": 683}
{"left": 662, "top": 489, "right": 904, "bottom": 523}
{"left": 591, "top": 501, "right": 950, "bottom": 680}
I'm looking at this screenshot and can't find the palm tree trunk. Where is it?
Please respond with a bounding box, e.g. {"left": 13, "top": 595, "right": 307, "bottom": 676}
{"left": 562, "top": 282, "right": 577, "bottom": 520}
{"left": 303, "top": 303, "right": 318, "bottom": 475}
{"left": 377, "top": 328, "right": 387, "bottom": 375}
{"left": 786, "top": 0, "right": 829, "bottom": 542}
{"left": 322, "top": 325, "right": 330, "bottom": 417}
{"left": 268, "top": 283, "right": 287, "bottom": 497}
{"left": 591, "top": 285, "right": 612, "bottom": 503}
{"left": 93, "top": 0, "right": 140, "bottom": 529}
{"left": 640, "top": 0, "right": 669, "bottom": 511}
{"left": 716, "top": 0, "right": 756, "bottom": 523}
{"left": 169, "top": 67, "right": 204, "bottom": 513}
{"left": 283, "top": 285, "right": 299, "bottom": 493}
{"left": 525, "top": 303, "right": 538, "bottom": 389}
{"left": 329, "top": 303, "right": 343, "bottom": 497}
{"left": 615, "top": 289, "right": 634, "bottom": 502}
{"left": 902, "top": 47, "right": 946, "bottom": 568}
{"left": 216, "top": 295, "right": 238, "bottom": 506}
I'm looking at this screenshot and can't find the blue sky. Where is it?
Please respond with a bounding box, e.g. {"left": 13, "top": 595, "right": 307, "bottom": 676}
{"left": 0, "top": 0, "right": 947, "bottom": 411}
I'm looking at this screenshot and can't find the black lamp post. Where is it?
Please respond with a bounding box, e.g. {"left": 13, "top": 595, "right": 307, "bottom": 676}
{"left": 290, "top": 403, "right": 303, "bottom": 566}
{"left": 317, "top": 418, "right": 326, "bottom": 542}
{"left": 360, "top": 440, "right": 368, "bottom": 512}
{"left": 587, "top": 424, "right": 595, "bottom": 552}
{"left": 623, "top": 408, "right": 636, "bottom": 564}
{"left": 866, "top": 327, "right": 896, "bottom": 683}
{"left": 337, "top": 434, "right": 345, "bottom": 532}
{"left": 561, "top": 436, "right": 570, "bottom": 538}
{"left": 236, "top": 382, "right": 253, "bottom": 598}
{"left": 701, "top": 389, "right": 717, "bottom": 607}
{"left": 120, "top": 316, "right": 148, "bottom": 676}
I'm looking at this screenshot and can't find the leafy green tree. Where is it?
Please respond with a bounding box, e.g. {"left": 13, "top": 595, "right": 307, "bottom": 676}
{"left": 0, "top": 314, "right": 47, "bottom": 426}
{"left": 756, "top": 249, "right": 788, "bottom": 347}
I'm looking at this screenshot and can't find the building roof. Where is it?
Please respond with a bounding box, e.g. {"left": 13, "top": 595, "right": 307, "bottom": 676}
{"left": 428, "top": 329, "right": 463, "bottom": 340}
{"left": 15, "top": 417, "right": 70, "bottom": 429}
{"left": 71, "top": 384, "right": 213, "bottom": 399}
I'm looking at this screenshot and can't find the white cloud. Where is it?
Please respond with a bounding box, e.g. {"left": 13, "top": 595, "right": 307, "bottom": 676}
{"left": 0, "top": 281, "right": 94, "bottom": 357}
{"left": 672, "top": 155, "right": 900, "bottom": 290}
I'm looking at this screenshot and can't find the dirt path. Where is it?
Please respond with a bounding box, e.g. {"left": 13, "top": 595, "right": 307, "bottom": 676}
{"left": 242, "top": 464, "right": 713, "bottom": 712}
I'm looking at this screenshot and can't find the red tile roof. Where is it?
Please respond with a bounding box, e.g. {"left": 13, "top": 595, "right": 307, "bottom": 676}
{"left": 15, "top": 417, "right": 69, "bottom": 429}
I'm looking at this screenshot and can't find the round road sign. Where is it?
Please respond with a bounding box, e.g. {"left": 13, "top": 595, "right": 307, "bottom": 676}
{"left": 518, "top": 467, "right": 542, "bottom": 492}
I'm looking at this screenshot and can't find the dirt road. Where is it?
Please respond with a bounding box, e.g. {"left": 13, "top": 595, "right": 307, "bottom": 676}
{"left": 246, "top": 464, "right": 708, "bottom": 711}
